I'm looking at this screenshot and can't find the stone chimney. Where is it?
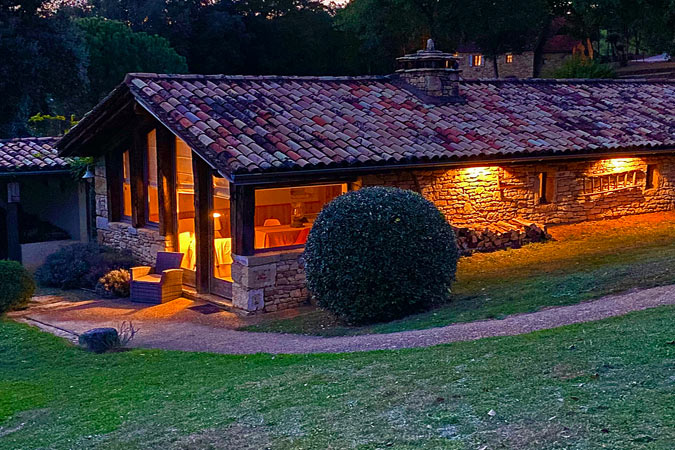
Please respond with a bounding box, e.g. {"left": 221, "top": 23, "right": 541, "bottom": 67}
{"left": 396, "top": 39, "right": 462, "bottom": 100}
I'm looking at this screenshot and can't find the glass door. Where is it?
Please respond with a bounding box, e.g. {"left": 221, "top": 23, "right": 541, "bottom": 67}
{"left": 175, "top": 138, "right": 196, "bottom": 286}
{"left": 211, "top": 175, "right": 232, "bottom": 298}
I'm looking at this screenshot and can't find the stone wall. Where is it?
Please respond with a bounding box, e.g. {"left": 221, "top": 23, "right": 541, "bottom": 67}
{"left": 93, "top": 157, "right": 170, "bottom": 266}
{"left": 231, "top": 248, "right": 309, "bottom": 312}
{"left": 458, "top": 51, "right": 535, "bottom": 79}
{"left": 361, "top": 156, "right": 675, "bottom": 227}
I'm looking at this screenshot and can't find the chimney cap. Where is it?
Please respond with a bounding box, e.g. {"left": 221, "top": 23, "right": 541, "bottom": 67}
{"left": 396, "top": 39, "right": 460, "bottom": 72}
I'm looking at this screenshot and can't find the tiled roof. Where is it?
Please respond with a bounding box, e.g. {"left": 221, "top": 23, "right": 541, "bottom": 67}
{"left": 118, "top": 74, "right": 675, "bottom": 177}
{"left": 0, "top": 137, "right": 70, "bottom": 172}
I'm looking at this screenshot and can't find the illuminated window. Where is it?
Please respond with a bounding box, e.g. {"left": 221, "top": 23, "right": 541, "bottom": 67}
{"left": 645, "top": 165, "right": 659, "bottom": 190}
{"left": 213, "top": 176, "right": 231, "bottom": 281}
{"left": 122, "top": 150, "right": 132, "bottom": 218}
{"left": 505, "top": 53, "right": 514, "bottom": 64}
{"left": 470, "top": 54, "right": 483, "bottom": 66}
{"left": 176, "top": 138, "right": 195, "bottom": 270}
{"left": 146, "top": 129, "right": 159, "bottom": 224}
{"left": 254, "top": 184, "right": 346, "bottom": 250}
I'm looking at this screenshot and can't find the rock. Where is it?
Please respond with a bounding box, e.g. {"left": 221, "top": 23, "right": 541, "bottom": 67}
{"left": 78, "top": 328, "right": 120, "bottom": 353}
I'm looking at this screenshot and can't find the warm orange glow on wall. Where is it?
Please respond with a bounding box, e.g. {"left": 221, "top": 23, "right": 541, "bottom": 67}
{"left": 607, "top": 158, "right": 634, "bottom": 171}
{"left": 462, "top": 166, "right": 493, "bottom": 178}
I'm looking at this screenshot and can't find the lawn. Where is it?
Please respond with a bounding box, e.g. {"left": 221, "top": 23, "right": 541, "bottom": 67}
{"left": 243, "top": 212, "right": 675, "bottom": 336}
{"left": 1, "top": 306, "right": 674, "bottom": 449}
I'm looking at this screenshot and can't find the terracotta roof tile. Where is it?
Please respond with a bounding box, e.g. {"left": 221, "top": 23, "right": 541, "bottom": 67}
{"left": 0, "top": 137, "right": 70, "bottom": 172}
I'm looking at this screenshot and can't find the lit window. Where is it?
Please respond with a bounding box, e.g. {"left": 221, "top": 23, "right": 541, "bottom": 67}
{"left": 505, "top": 53, "right": 514, "bottom": 64}
{"left": 122, "top": 150, "right": 131, "bottom": 218}
{"left": 254, "top": 184, "right": 347, "bottom": 250}
{"left": 471, "top": 54, "right": 483, "bottom": 66}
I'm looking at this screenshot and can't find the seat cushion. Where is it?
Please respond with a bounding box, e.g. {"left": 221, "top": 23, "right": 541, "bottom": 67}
{"left": 133, "top": 274, "right": 162, "bottom": 283}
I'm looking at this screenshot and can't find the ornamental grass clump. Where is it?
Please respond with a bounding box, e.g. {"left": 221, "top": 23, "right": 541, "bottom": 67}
{"left": 304, "top": 187, "right": 459, "bottom": 325}
{"left": 0, "top": 260, "right": 36, "bottom": 315}
{"left": 95, "top": 269, "right": 131, "bottom": 298}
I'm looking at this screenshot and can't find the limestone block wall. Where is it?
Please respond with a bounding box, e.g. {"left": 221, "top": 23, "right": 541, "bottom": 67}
{"left": 231, "top": 249, "right": 309, "bottom": 313}
{"left": 361, "top": 156, "right": 675, "bottom": 227}
{"left": 458, "top": 51, "right": 535, "bottom": 79}
{"left": 93, "top": 158, "right": 170, "bottom": 266}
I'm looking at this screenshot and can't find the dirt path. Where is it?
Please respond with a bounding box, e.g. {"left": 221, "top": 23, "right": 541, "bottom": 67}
{"left": 16, "top": 284, "right": 675, "bottom": 355}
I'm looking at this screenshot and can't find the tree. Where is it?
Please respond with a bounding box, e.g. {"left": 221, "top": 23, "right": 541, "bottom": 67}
{"left": 76, "top": 17, "right": 188, "bottom": 105}
{"left": 0, "top": 2, "right": 88, "bottom": 138}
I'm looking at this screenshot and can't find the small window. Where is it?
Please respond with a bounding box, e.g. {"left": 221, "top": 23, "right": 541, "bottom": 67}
{"left": 505, "top": 53, "right": 514, "bottom": 64}
{"left": 537, "top": 172, "right": 556, "bottom": 204}
{"left": 122, "top": 150, "right": 132, "bottom": 218}
{"left": 645, "top": 165, "right": 658, "bottom": 190}
{"left": 470, "top": 54, "right": 483, "bottom": 67}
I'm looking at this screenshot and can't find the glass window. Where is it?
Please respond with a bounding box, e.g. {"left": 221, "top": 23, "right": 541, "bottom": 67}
{"left": 254, "top": 184, "right": 346, "bottom": 250}
{"left": 505, "top": 53, "right": 513, "bottom": 64}
{"left": 471, "top": 54, "right": 483, "bottom": 66}
{"left": 176, "top": 138, "right": 195, "bottom": 270}
{"left": 213, "top": 176, "right": 232, "bottom": 281}
{"left": 147, "top": 129, "right": 159, "bottom": 224}
{"left": 122, "top": 150, "right": 132, "bottom": 218}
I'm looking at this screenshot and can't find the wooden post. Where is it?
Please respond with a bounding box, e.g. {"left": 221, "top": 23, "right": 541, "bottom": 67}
{"left": 6, "top": 182, "right": 21, "bottom": 262}
{"left": 193, "top": 156, "right": 213, "bottom": 293}
{"left": 231, "top": 184, "right": 255, "bottom": 256}
{"left": 130, "top": 126, "right": 147, "bottom": 228}
{"left": 156, "top": 126, "right": 177, "bottom": 245}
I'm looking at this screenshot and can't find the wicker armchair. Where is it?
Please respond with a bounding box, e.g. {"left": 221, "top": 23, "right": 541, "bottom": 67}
{"left": 130, "top": 252, "right": 184, "bottom": 304}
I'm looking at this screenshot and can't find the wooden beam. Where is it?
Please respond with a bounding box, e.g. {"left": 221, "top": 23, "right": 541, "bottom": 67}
{"left": 156, "top": 125, "right": 177, "bottom": 242}
{"left": 105, "top": 152, "right": 122, "bottom": 222}
{"left": 6, "top": 201, "right": 21, "bottom": 262}
{"left": 130, "top": 126, "right": 147, "bottom": 228}
{"left": 193, "top": 155, "right": 213, "bottom": 293}
{"left": 231, "top": 184, "right": 255, "bottom": 256}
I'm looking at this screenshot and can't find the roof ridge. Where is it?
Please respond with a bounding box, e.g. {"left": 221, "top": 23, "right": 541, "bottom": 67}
{"left": 460, "top": 77, "right": 675, "bottom": 84}
{"left": 126, "top": 73, "right": 393, "bottom": 82}
{"left": 0, "top": 136, "right": 60, "bottom": 143}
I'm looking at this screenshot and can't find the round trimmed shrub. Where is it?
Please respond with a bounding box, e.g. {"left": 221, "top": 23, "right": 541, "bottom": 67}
{"left": 0, "top": 260, "right": 36, "bottom": 315}
{"left": 304, "top": 187, "right": 458, "bottom": 324}
{"left": 95, "top": 269, "right": 130, "bottom": 298}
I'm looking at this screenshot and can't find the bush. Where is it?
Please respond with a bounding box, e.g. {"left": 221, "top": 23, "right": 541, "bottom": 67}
{"left": 35, "top": 243, "right": 135, "bottom": 289}
{"left": 0, "top": 260, "right": 36, "bottom": 315}
{"left": 304, "top": 187, "right": 459, "bottom": 325}
{"left": 548, "top": 55, "right": 616, "bottom": 79}
{"left": 95, "top": 269, "right": 131, "bottom": 298}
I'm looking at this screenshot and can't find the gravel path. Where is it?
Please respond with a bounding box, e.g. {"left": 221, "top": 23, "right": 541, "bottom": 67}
{"left": 18, "top": 284, "right": 675, "bottom": 355}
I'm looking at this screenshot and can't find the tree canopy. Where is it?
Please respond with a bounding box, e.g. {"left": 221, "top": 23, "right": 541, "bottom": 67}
{"left": 2, "top": 0, "right": 674, "bottom": 138}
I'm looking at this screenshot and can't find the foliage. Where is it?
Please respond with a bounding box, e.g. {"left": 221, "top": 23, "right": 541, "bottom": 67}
{"left": 304, "top": 187, "right": 458, "bottom": 325}
{"left": 0, "top": 261, "right": 35, "bottom": 315}
{"left": 27, "top": 113, "right": 78, "bottom": 137}
{"left": 549, "top": 55, "right": 617, "bottom": 78}
{"left": 95, "top": 269, "right": 131, "bottom": 298}
{"left": 68, "top": 156, "right": 94, "bottom": 180}
{"left": 76, "top": 17, "right": 188, "bottom": 105}
{"left": 0, "top": 3, "right": 88, "bottom": 138}
{"left": 35, "top": 243, "right": 135, "bottom": 289}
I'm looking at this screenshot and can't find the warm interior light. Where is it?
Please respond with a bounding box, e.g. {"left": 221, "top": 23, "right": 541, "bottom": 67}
{"left": 212, "top": 212, "right": 221, "bottom": 218}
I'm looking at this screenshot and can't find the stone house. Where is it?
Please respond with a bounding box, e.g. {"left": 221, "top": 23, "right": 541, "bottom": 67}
{"left": 0, "top": 137, "right": 91, "bottom": 269}
{"left": 57, "top": 42, "right": 675, "bottom": 313}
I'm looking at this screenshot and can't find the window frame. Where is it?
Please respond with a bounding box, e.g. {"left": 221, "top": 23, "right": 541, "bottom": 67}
{"left": 505, "top": 53, "right": 514, "bottom": 64}
{"left": 471, "top": 54, "right": 484, "bottom": 67}
{"left": 121, "top": 149, "right": 132, "bottom": 221}
{"left": 645, "top": 164, "right": 659, "bottom": 190}
{"left": 536, "top": 171, "right": 556, "bottom": 204}
{"left": 145, "top": 129, "right": 160, "bottom": 227}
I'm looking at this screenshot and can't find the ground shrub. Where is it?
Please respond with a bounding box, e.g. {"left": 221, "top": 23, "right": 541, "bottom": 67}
{"left": 35, "top": 243, "right": 135, "bottom": 289}
{"left": 95, "top": 269, "right": 131, "bottom": 298}
{"left": 0, "top": 260, "right": 36, "bottom": 314}
{"left": 304, "top": 187, "right": 459, "bottom": 325}
{"left": 548, "top": 55, "right": 616, "bottom": 79}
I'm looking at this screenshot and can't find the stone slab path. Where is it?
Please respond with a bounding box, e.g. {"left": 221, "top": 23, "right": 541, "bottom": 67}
{"left": 15, "top": 284, "right": 675, "bottom": 355}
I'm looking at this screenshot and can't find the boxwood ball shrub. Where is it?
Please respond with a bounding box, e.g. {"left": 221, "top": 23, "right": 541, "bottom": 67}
{"left": 0, "top": 260, "right": 36, "bottom": 315}
{"left": 304, "top": 187, "right": 458, "bottom": 324}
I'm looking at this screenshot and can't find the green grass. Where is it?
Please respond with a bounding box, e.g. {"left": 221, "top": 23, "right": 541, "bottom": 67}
{"left": 1, "top": 306, "right": 675, "bottom": 449}
{"left": 243, "top": 216, "right": 675, "bottom": 336}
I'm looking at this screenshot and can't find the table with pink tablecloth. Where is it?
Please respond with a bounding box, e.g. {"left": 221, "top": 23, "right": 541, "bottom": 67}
{"left": 255, "top": 225, "right": 311, "bottom": 249}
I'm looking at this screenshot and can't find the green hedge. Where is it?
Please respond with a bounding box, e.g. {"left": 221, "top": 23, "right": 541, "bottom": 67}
{"left": 304, "top": 187, "right": 459, "bottom": 324}
{"left": 0, "top": 260, "right": 36, "bottom": 315}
